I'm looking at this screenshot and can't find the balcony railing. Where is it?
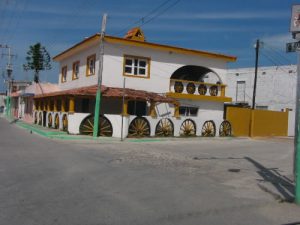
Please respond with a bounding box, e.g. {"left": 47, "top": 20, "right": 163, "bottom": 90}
{"left": 169, "top": 79, "right": 226, "bottom": 97}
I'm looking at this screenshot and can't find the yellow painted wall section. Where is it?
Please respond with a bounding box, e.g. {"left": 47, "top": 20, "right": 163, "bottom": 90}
{"left": 251, "top": 110, "right": 288, "bottom": 137}
{"left": 226, "top": 107, "right": 251, "bottom": 136}
{"left": 226, "top": 107, "right": 288, "bottom": 137}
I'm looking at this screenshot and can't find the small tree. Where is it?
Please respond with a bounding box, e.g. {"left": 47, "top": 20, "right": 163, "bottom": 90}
{"left": 23, "top": 43, "right": 51, "bottom": 83}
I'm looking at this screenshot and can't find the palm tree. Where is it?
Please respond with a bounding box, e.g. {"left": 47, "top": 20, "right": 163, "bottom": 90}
{"left": 23, "top": 43, "right": 51, "bottom": 83}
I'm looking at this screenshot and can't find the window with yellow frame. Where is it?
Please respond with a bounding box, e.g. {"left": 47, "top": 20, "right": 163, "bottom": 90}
{"left": 123, "top": 55, "right": 150, "bottom": 78}
{"left": 72, "top": 61, "right": 80, "bottom": 80}
{"left": 86, "top": 54, "right": 96, "bottom": 76}
{"left": 61, "top": 66, "right": 67, "bottom": 83}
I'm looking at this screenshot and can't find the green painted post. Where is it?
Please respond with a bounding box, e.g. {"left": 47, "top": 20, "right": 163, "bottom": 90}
{"left": 296, "top": 55, "right": 300, "bottom": 205}
{"left": 92, "top": 14, "right": 107, "bottom": 138}
{"left": 8, "top": 96, "right": 11, "bottom": 119}
{"left": 5, "top": 95, "right": 9, "bottom": 117}
{"left": 93, "top": 90, "right": 101, "bottom": 137}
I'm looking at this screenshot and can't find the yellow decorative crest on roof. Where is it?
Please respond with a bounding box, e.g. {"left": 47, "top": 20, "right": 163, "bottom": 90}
{"left": 124, "top": 27, "right": 146, "bottom": 42}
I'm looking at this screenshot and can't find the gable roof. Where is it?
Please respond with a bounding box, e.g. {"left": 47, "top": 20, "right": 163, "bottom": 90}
{"left": 53, "top": 33, "right": 236, "bottom": 62}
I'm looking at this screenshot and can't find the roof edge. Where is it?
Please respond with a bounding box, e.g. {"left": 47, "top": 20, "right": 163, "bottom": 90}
{"left": 53, "top": 33, "right": 237, "bottom": 62}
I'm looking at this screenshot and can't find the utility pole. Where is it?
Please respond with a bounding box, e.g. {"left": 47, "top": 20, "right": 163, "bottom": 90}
{"left": 1, "top": 44, "right": 15, "bottom": 119}
{"left": 93, "top": 14, "right": 107, "bottom": 137}
{"left": 290, "top": 4, "right": 300, "bottom": 205}
{"left": 252, "top": 39, "right": 260, "bottom": 109}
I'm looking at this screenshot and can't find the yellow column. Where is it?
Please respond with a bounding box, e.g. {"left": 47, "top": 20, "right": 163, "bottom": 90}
{"left": 61, "top": 98, "right": 66, "bottom": 112}
{"left": 149, "top": 101, "right": 157, "bottom": 118}
{"left": 221, "top": 85, "right": 226, "bottom": 97}
{"left": 43, "top": 101, "right": 46, "bottom": 111}
{"left": 53, "top": 98, "right": 58, "bottom": 112}
{"left": 174, "top": 103, "right": 180, "bottom": 118}
{"left": 34, "top": 99, "right": 38, "bottom": 111}
{"left": 122, "top": 99, "right": 129, "bottom": 116}
{"left": 47, "top": 98, "right": 51, "bottom": 112}
{"left": 69, "top": 96, "right": 75, "bottom": 114}
{"left": 37, "top": 99, "right": 42, "bottom": 111}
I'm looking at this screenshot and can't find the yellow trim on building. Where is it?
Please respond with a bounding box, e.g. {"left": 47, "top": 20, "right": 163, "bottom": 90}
{"left": 72, "top": 61, "right": 80, "bottom": 80}
{"left": 166, "top": 92, "right": 232, "bottom": 103}
{"left": 61, "top": 66, "right": 67, "bottom": 83}
{"left": 105, "top": 36, "right": 236, "bottom": 62}
{"left": 53, "top": 34, "right": 236, "bottom": 62}
{"left": 122, "top": 54, "right": 151, "bottom": 79}
{"left": 86, "top": 54, "right": 96, "bottom": 77}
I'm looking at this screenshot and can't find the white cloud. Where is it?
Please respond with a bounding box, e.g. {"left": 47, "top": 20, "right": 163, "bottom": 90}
{"left": 261, "top": 33, "right": 294, "bottom": 49}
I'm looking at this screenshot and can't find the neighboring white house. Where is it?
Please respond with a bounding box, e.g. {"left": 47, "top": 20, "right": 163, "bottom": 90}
{"left": 226, "top": 65, "right": 297, "bottom": 136}
{"left": 33, "top": 27, "right": 237, "bottom": 138}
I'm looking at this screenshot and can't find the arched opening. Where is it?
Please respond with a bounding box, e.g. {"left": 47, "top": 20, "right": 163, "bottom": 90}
{"left": 170, "top": 65, "right": 222, "bottom": 83}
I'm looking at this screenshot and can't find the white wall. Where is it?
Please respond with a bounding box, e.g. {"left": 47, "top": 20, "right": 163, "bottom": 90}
{"left": 58, "top": 43, "right": 100, "bottom": 90}
{"left": 226, "top": 65, "right": 297, "bottom": 112}
{"left": 57, "top": 40, "right": 229, "bottom": 93}
{"left": 102, "top": 42, "right": 228, "bottom": 94}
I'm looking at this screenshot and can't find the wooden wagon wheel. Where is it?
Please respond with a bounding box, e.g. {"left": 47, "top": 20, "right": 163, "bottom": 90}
{"left": 54, "top": 114, "right": 59, "bottom": 129}
{"left": 186, "top": 82, "right": 196, "bottom": 94}
{"left": 179, "top": 119, "right": 196, "bottom": 136}
{"left": 128, "top": 117, "right": 150, "bottom": 137}
{"left": 198, "top": 84, "right": 207, "bottom": 95}
{"left": 38, "top": 112, "right": 43, "bottom": 125}
{"left": 201, "top": 120, "right": 216, "bottom": 137}
{"left": 219, "top": 120, "right": 232, "bottom": 137}
{"left": 79, "top": 115, "right": 113, "bottom": 137}
{"left": 155, "top": 118, "right": 174, "bottom": 137}
{"left": 62, "top": 114, "right": 68, "bottom": 132}
{"left": 174, "top": 81, "right": 184, "bottom": 93}
{"left": 209, "top": 85, "right": 218, "bottom": 96}
{"left": 48, "top": 113, "right": 53, "bottom": 127}
{"left": 34, "top": 111, "right": 38, "bottom": 124}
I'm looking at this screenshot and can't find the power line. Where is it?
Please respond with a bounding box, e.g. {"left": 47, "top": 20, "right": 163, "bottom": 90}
{"left": 262, "top": 42, "right": 294, "bottom": 65}
{"left": 140, "top": 0, "right": 181, "bottom": 27}
{"left": 260, "top": 51, "right": 296, "bottom": 76}
{"left": 112, "top": 0, "right": 181, "bottom": 36}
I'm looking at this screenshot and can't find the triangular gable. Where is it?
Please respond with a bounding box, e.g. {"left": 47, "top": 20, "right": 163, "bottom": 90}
{"left": 124, "top": 27, "right": 145, "bottom": 42}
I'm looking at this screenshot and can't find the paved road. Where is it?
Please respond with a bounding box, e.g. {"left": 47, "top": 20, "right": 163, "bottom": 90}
{"left": 0, "top": 118, "right": 300, "bottom": 225}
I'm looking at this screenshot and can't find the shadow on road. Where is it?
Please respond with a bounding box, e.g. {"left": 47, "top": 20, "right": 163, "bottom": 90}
{"left": 244, "top": 157, "right": 295, "bottom": 202}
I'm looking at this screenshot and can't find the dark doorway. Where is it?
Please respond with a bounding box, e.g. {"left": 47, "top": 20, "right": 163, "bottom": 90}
{"left": 128, "top": 101, "right": 147, "bottom": 116}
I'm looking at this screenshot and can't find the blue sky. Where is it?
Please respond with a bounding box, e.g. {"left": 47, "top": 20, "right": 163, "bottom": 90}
{"left": 0, "top": 0, "right": 297, "bottom": 91}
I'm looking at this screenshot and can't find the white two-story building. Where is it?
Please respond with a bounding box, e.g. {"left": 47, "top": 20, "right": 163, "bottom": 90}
{"left": 34, "top": 28, "right": 236, "bottom": 138}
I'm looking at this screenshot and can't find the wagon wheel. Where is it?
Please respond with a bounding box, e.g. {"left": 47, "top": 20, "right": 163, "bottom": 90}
{"left": 62, "top": 114, "right": 68, "bottom": 132}
{"left": 209, "top": 85, "right": 218, "bottom": 96}
{"left": 48, "top": 113, "right": 53, "bottom": 127}
{"left": 128, "top": 117, "right": 150, "bottom": 137}
{"left": 219, "top": 120, "right": 232, "bottom": 137}
{"left": 186, "top": 82, "right": 196, "bottom": 94}
{"left": 155, "top": 118, "right": 174, "bottom": 137}
{"left": 201, "top": 120, "right": 216, "bottom": 137}
{"left": 54, "top": 114, "right": 59, "bottom": 129}
{"left": 34, "top": 112, "right": 38, "bottom": 124}
{"left": 174, "top": 81, "right": 183, "bottom": 93}
{"left": 38, "top": 112, "right": 43, "bottom": 125}
{"left": 79, "top": 115, "right": 113, "bottom": 137}
{"left": 180, "top": 119, "right": 196, "bottom": 136}
{"left": 198, "top": 84, "right": 207, "bottom": 95}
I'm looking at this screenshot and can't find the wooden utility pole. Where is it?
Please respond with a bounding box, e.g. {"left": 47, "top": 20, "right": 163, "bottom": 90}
{"left": 252, "top": 39, "right": 260, "bottom": 109}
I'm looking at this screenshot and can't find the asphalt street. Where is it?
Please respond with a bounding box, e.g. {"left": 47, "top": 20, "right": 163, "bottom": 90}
{"left": 0, "top": 117, "right": 300, "bottom": 225}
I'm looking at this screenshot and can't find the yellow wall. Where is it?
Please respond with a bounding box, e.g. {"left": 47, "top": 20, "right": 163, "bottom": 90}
{"left": 226, "top": 107, "right": 251, "bottom": 136}
{"left": 226, "top": 107, "right": 288, "bottom": 137}
{"left": 251, "top": 109, "right": 288, "bottom": 137}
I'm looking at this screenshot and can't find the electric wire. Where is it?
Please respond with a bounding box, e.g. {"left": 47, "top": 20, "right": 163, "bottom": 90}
{"left": 112, "top": 0, "right": 181, "bottom": 36}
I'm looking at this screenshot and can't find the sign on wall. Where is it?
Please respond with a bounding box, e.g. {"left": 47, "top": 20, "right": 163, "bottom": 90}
{"left": 291, "top": 5, "right": 300, "bottom": 33}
